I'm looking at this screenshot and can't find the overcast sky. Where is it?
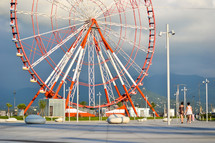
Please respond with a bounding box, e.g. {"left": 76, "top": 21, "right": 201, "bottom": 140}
{"left": 0, "top": 0, "right": 215, "bottom": 91}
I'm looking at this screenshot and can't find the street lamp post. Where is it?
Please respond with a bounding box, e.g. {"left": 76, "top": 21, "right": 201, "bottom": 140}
{"left": 198, "top": 83, "right": 202, "bottom": 114}
{"left": 63, "top": 82, "right": 66, "bottom": 122}
{"left": 13, "top": 90, "right": 16, "bottom": 111}
{"left": 77, "top": 70, "right": 81, "bottom": 123}
{"left": 97, "top": 92, "right": 102, "bottom": 121}
{"left": 192, "top": 96, "right": 195, "bottom": 114}
{"left": 69, "top": 87, "right": 70, "bottom": 122}
{"left": 159, "top": 24, "right": 175, "bottom": 125}
{"left": 174, "top": 93, "right": 177, "bottom": 118}
{"left": 66, "top": 87, "right": 71, "bottom": 122}
{"left": 203, "top": 79, "right": 209, "bottom": 122}
{"left": 174, "top": 84, "right": 185, "bottom": 118}
{"left": 181, "top": 86, "right": 187, "bottom": 115}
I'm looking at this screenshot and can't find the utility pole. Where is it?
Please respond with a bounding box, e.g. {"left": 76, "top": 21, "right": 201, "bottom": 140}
{"left": 181, "top": 87, "right": 187, "bottom": 114}
{"left": 159, "top": 24, "right": 175, "bottom": 125}
{"left": 97, "top": 92, "right": 102, "bottom": 121}
{"left": 77, "top": 70, "right": 81, "bottom": 122}
{"left": 198, "top": 83, "right": 201, "bottom": 114}
{"left": 174, "top": 84, "right": 185, "bottom": 118}
{"left": 192, "top": 96, "right": 195, "bottom": 114}
{"left": 13, "top": 90, "right": 16, "bottom": 111}
{"left": 203, "top": 79, "right": 209, "bottom": 122}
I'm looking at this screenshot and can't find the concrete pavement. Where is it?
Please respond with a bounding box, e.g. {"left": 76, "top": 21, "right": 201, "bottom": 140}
{"left": 0, "top": 119, "right": 215, "bottom": 143}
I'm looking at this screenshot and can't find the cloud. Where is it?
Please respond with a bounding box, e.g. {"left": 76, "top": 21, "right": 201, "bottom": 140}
{"left": 153, "top": 0, "right": 215, "bottom": 46}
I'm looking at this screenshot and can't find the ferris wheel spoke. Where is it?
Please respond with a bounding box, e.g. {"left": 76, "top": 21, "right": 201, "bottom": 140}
{"left": 98, "top": 20, "right": 148, "bottom": 30}
{"left": 96, "top": 3, "right": 147, "bottom": 21}
{"left": 100, "top": 43, "right": 132, "bottom": 91}
{"left": 20, "top": 22, "right": 85, "bottom": 41}
{"left": 65, "top": 46, "right": 87, "bottom": 105}
{"left": 111, "top": 53, "right": 132, "bottom": 90}
{"left": 99, "top": 27, "right": 143, "bottom": 74}
{"left": 16, "top": 10, "right": 84, "bottom": 22}
{"left": 46, "top": 30, "right": 85, "bottom": 89}
{"left": 52, "top": 0, "right": 88, "bottom": 20}
{"left": 65, "top": 0, "right": 92, "bottom": 20}
{"left": 105, "top": 49, "right": 139, "bottom": 116}
{"left": 47, "top": 0, "right": 83, "bottom": 20}
{"left": 68, "top": 43, "right": 87, "bottom": 104}
{"left": 106, "top": 34, "right": 142, "bottom": 72}
{"left": 61, "top": 23, "right": 95, "bottom": 105}
{"left": 95, "top": 47, "right": 110, "bottom": 103}
{"left": 94, "top": 32, "right": 121, "bottom": 98}
{"left": 94, "top": 1, "right": 117, "bottom": 19}
{"left": 100, "top": 25, "right": 148, "bottom": 53}
{"left": 31, "top": 24, "right": 87, "bottom": 68}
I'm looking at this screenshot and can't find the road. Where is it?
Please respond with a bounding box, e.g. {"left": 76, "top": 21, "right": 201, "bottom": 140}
{"left": 0, "top": 119, "right": 215, "bottom": 143}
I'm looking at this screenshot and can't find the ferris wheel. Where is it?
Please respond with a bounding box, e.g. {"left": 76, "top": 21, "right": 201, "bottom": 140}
{"left": 10, "top": 0, "right": 159, "bottom": 117}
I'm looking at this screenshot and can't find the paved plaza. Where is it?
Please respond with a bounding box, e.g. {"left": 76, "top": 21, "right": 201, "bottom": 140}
{"left": 0, "top": 119, "right": 215, "bottom": 143}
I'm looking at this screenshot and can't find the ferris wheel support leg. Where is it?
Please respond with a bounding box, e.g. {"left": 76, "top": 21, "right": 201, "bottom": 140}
{"left": 94, "top": 37, "right": 121, "bottom": 101}
{"left": 65, "top": 81, "right": 75, "bottom": 109}
{"left": 65, "top": 21, "right": 95, "bottom": 108}
{"left": 104, "top": 88, "right": 110, "bottom": 103}
{"left": 53, "top": 46, "right": 82, "bottom": 99}
{"left": 122, "top": 85, "right": 139, "bottom": 117}
{"left": 136, "top": 86, "right": 159, "bottom": 117}
{"left": 96, "top": 20, "right": 139, "bottom": 116}
{"left": 124, "top": 102, "right": 130, "bottom": 117}
{"left": 106, "top": 50, "right": 139, "bottom": 117}
{"left": 114, "top": 85, "right": 122, "bottom": 97}
{"left": 24, "top": 88, "right": 42, "bottom": 115}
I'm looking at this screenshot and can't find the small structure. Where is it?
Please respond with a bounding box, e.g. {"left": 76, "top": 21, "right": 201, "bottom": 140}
{"left": 44, "top": 99, "right": 64, "bottom": 117}
{"left": 0, "top": 111, "right": 6, "bottom": 116}
{"left": 18, "top": 110, "right": 24, "bottom": 116}
{"left": 105, "top": 105, "right": 126, "bottom": 117}
{"left": 128, "top": 107, "right": 150, "bottom": 117}
{"left": 170, "top": 109, "right": 175, "bottom": 117}
{"left": 65, "top": 107, "right": 95, "bottom": 117}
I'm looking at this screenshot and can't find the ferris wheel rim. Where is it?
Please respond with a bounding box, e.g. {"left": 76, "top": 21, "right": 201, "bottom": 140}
{"left": 10, "top": 0, "right": 156, "bottom": 110}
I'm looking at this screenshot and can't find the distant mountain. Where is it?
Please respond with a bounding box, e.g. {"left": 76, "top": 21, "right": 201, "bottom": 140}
{"left": 1, "top": 74, "right": 214, "bottom": 113}
{"left": 143, "top": 74, "right": 215, "bottom": 112}
{"left": 149, "top": 74, "right": 214, "bottom": 100}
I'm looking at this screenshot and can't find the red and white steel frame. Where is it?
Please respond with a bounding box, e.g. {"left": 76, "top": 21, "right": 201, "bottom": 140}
{"left": 10, "top": 0, "right": 158, "bottom": 117}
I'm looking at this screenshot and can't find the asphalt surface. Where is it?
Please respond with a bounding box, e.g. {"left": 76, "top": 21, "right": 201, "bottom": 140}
{"left": 0, "top": 119, "right": 215, "bottom": 143}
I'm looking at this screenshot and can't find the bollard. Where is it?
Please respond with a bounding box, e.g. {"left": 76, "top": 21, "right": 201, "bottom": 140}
{"left": 210, "top": 116, "right": 212, "bottom": 121}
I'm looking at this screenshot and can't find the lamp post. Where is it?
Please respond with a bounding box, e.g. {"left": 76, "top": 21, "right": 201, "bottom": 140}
{"left": 69, "top": 87, "right": 71, "bottom": 122}
{"left": 175, "top": 84, "right": 185, "bottom": 118}
{"left": 63, "top": 82, "right": 66, "bottom": 122}
{"left": 198, "top": 83, "right": 202, "bottom": 114}
{"left": 77, "top": 69, "right": 81, "bottom": 122}
{"left": 192, "top": 96, "right": 195, "bottom": 114}
{"left": 181, "top": 86, "right": 187, "bottom": 115}
{"left": 13, "top": 90, "right": 16, "bottom": 111}
{"left": 97, "top": 92, "right": 102, "bottom": 121}
{"left": 159, "top": 24, "right": 175, "bottom": 125}
{"left": 174, "top": 93, "right": 177, "bottom": 118}
{"left": 66, "top": 88, "right": 71, "bottom": 122}
{"left": 203, "top": 79, "right": 209, "bottom": 122}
